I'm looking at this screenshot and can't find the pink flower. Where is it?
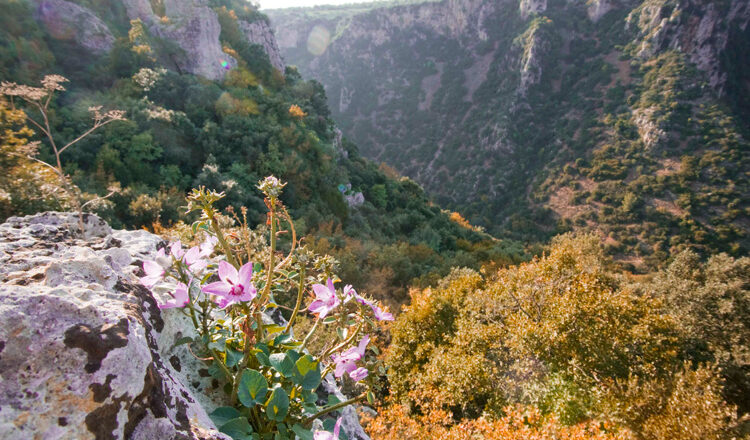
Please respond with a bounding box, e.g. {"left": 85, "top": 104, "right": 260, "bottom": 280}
{"left": 170, "top": 241, "right": 185, "bottom": 259}
{"left": 349, "top": 367, "right": 369, "bottom": 382}
{"left": 344, "top": 285, "right": 394, "bottom": 321}
{"left": 183, "top": 246, "right": 207, "bottom": 273}
{"left": 159, "top": 282, "right": 190, "bottom": 309}
{"left": 308, "top": 278, "right": 341, "bottom": 318}
{"left": 371, "top": 305, "right": 394, "bottom": 322}
{"left": 141, "top": 260, "right": 164, "bottom": 288}
{"left": 202, "top": 261, "right": 257, "bottom": 308}
{"left": 332, "top": 335, "right": 369, "bottom": 381}
{"left": 199, "top": 236, "right": 218, "bottom": 258}
{"left": 314, "top": 418, "right": 342, "bottom": 440}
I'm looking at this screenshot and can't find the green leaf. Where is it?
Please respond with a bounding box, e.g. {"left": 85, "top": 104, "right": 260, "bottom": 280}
{"left": 286, "top": 350, "right": 301, "bottom": 364}
{"left": 301, "top": 390, "right": 318, "bottom": 403}
{"left": 226, "top": 348, "right": 244, "bottom": 367}
{"left": 269, "top": 353, "right": 295, "bottom": 377}
{"left": 208, "top": 361, "right": 229, "bottom": 380}
{"left": 171, "top": 336, "right": 194, "bottom": 350}
{"left": 219, "top": 417, "right": 254, "bottom": 440}
{"left": 293, "top": 355, "right": 321, "bottom": 390}
{"left": 265, "top": 387, "right": 290, "bottom": 422}
{"left": 302, "top": 402, "right": 318, "bottom": 415}
{"left": 322, "top": 316, "right": 337, "bottom": 324}
{"left": 209, "top": 407, "right": 241, "bottom": 427}
{"left": 255, "top": 343, "right": 271, "bottom": 366}
{"left": 323, "top": 419, "right": 348, "bottom": 440}
{"left": 273, "top": 333, "right": 293, "bottom": 345}
{"left": 295, "top": 355, "right": 317, "bottom": 376}
{"left": 256, "top": 352, "right": 270, "bottom": 366}
{"left": 208, "top": 338, "right": 226, "bottom": 352}
{"left": 327, "top": 394, "right": 341, "bottom": 406}
{"left": 264, "top": 324, "right": 285, "bottom": 336}
{"left": 291, "top": 424, "right": 314, "bottom": 440}
{"left": 238, "top": 369, "right": 268, "bottom": 407}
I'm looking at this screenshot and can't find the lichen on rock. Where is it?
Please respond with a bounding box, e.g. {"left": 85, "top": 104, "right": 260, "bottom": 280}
{"left": 0, "top": 212, "right": 229, "bottom": 440}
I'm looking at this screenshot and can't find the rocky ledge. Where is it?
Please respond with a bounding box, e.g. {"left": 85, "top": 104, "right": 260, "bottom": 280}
{"left": 0, "top": 212, "right": 229, "bottom": 440}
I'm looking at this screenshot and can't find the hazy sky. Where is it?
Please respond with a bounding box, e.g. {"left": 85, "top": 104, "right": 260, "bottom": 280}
{"left": 258, "top": 0, "right": 374, "bottom": 9}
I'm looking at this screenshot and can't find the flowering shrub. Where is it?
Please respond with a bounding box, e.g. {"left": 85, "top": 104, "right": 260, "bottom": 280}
{"left": 141, "top": 176, "right": 392, "bottom": 439}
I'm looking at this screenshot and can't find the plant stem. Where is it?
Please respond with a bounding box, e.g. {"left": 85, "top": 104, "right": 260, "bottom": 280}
{"left": 259, "top": 204, "right": 277, "bottom": 304}
{"left": 302, "top": 393, "right": 367, "bottom": 427}
{"left": 323, "top": 321, "right": 363, "bottom": 360}
{"left": 300, "top": 318, "right": 320, "bottom": 352}
{"left": 284, "top": 266, "right": 306, "bottom": 334}
{"left": 206, "top": 208, "right": 238, "bottom": 267}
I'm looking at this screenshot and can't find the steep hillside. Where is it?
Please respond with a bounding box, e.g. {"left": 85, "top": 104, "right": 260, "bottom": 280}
{"left": 0, "top": 0, "right": 521, "bottom": 304}
{"left": 268, "top": 0, "right": 750, "bottom": 271}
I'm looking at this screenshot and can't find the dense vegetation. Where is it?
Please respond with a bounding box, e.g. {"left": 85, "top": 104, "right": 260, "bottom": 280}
{"left": 268, "top": 0, "right": 750, "bottom": 272}
{"left": 2, "top": 1, "right": 749, "bottom": 438}
{"left": 0, "top": 0, "right": 522, "bottom": 306}
{"left": 371, "top": 235, "right": 749, "bottom": 438}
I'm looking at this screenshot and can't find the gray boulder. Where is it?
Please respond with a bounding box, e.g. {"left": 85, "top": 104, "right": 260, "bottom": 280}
{"left": 0, "top": 212, "right": 228, "bottom": 440}
{"left": 34, "top": 0, "right": 115, "bottom": 54}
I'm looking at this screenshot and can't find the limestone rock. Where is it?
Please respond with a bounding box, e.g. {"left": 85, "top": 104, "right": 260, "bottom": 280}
{"left": 628, "top": 0, "right": 750, "bottom": 93}
{"left": 0, "top": 212, "right": 229, "bottom": 440}
{"left": 519, "top": 0, "right": 547, "bottom": 19}
{"left": 34, "top": 0, "right": 114, "bottom": 54}
{"left": 320, "top": 374, "right": 370, "bottom": 440}
{"left": 239, "top": 19, "right": 286, "bottom": 72}
{"left": 586, "top": 0, "right": 614, "bottom": 22}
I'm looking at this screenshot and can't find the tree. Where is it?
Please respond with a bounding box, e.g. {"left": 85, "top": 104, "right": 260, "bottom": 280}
{"left": 0, "top": 75, "right": 125, "bottom": 233}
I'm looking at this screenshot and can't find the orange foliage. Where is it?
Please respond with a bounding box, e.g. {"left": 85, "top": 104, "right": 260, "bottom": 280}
{"left": 366, "top": 403, "right": 632, "bottom": 440}
{"left": 449, "top": 211, "right": 472, "bottom": 229}
{"left": 288, "top": 104, "right": 307, "bottom": 119}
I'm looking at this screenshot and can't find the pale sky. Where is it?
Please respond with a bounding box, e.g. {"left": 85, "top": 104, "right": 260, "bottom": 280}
{"left": 258, "top": 0, "right": 375, "bottom": 9}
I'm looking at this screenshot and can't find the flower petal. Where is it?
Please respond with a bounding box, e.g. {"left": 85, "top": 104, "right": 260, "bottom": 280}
{"left": 143, "top": 260, "right": 163, "bottom": 278}
{"left": 218, "top": 261, "right": 238, "bottom": 285}
{"left": 349, "top": 367, "right": 369, "bottom": 382}
{"left": 373, "top": 305, "right": 394, "bottom": 321}
{"left": 333, "top": 417, "right": 342, "bottom": 437}
{"left": 202, "top": 281, "right": 231, "bottom": 296}
{"left": 184, "top": 246, "right": 200, "bottom": 265}
{"left": 312, "top": 283, "right": 332, "bottom": 300}
{"left": 238, "top": 262, "right": 254, "bottom": 289}
{"left": 170, "top": 241, "right": 184, "bottom": 259}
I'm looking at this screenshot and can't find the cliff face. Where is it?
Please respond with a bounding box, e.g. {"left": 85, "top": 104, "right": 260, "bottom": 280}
{"left": 628, "top": 0, "right": 750, "bottom": 92}
{"left": 35, "top": 0, "right": 115, "bottom": 54}
{"left": 31, "top": 0, "right": 286, "bottom": 80}
{"left": 268, "top": 0, "right": 750, "bottom": 268}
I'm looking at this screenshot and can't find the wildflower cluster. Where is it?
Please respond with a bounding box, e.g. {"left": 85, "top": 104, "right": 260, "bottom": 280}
{"left": 141, "top": 177, "right": 392, "bottom": 440}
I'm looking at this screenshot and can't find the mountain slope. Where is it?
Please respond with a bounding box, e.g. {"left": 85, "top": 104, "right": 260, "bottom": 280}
{"left": 0, "top": 0, "right": 522, "bottom": 304}
{"left": 268, "top": 0, "right": 750, "bottom": 271}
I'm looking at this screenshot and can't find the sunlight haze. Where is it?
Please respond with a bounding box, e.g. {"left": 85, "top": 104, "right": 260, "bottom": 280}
{"left": 258, "top": 0, "right": 374, "bottom": 9}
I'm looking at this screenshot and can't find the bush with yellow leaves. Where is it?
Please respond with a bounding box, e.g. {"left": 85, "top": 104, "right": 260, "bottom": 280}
{"left": 379, "top": 233, "right": 741, "bottom": 439}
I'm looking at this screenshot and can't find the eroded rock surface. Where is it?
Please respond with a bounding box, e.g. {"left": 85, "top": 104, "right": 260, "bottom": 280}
{"left": 34, "top": 0, "right": 115, "bottom": 54}
{"left": 0, "top": 212, "right": 229, "bottom": 440}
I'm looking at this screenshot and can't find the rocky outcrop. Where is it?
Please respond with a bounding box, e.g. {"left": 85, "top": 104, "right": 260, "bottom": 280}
{"left": 123, "top": 0, "right": 237, "bottom": 80}
{"left": 34, "top": 0, "right": 288, "bottom": 81}
{"left": 519, "top": 0, "right": 547, "bottom": 19}
{"left": 0, "top": 212, "right": 228, "bottom": 440}
{"left": 518, "top": 23, "right": 549, "bottom": 94}
{"left": 34, "top": 0, "right": 114, "bottom": 54}
{"left": 586, "top": 0, "right": 614, "bottom": 22}
{"left": 628, "top": 0, "right": 750, "bottom": 92}
{"left": 239, "top": 19, "right": 285, "bottom": 72}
